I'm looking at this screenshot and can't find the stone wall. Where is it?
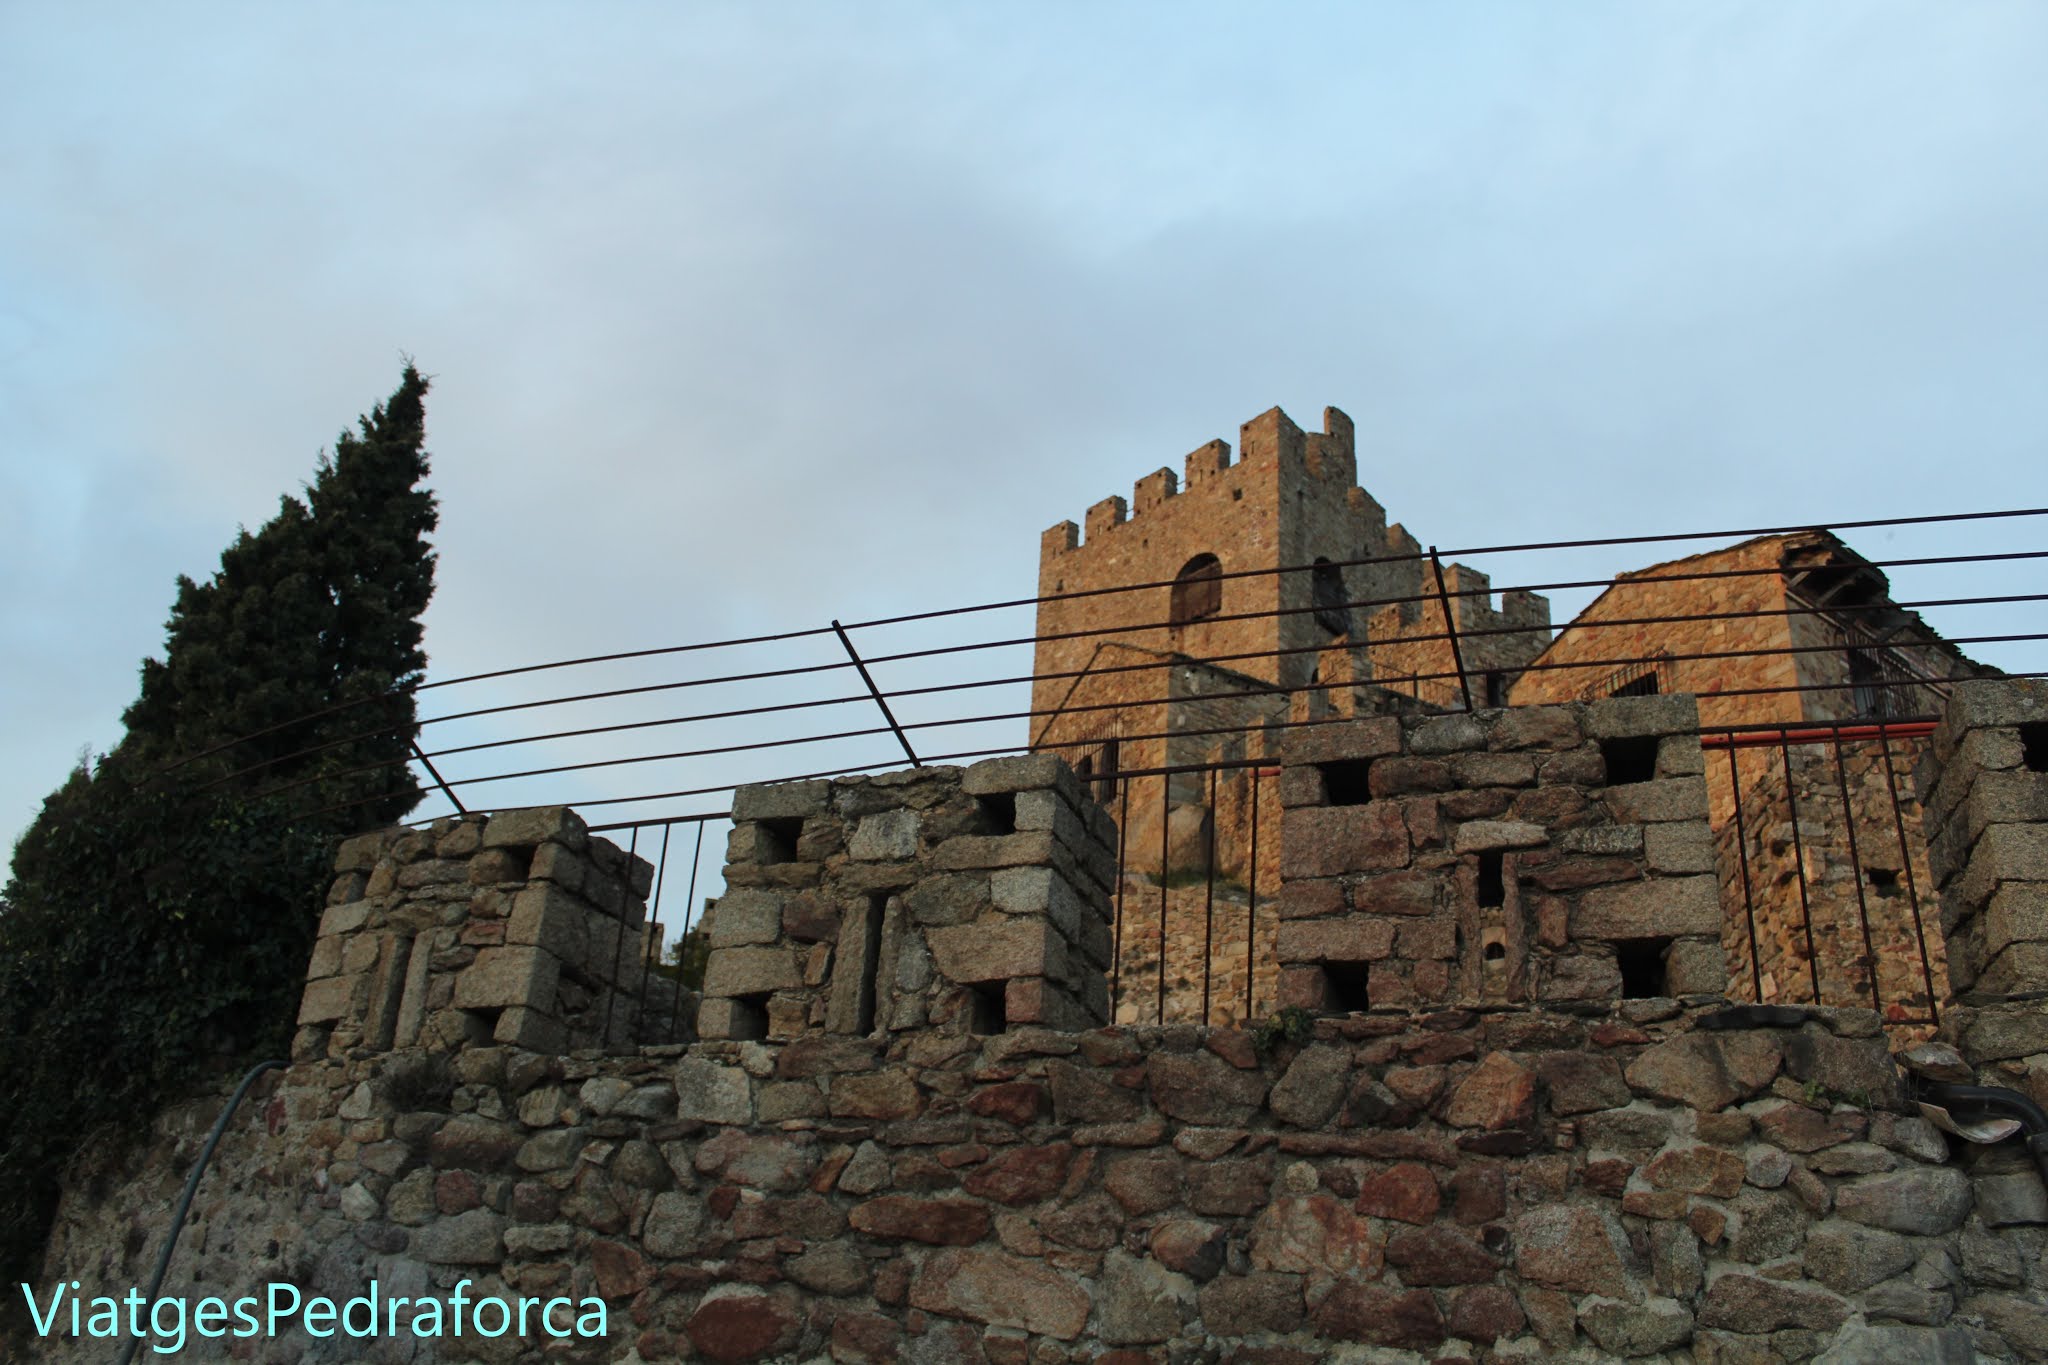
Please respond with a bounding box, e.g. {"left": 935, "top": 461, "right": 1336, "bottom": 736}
{"left": 699, "top": 757, "right": 1117, "bottom": 1042}
{"left": 300, "top": 808, "right": 690, "bottom": 1060}
{"left": 1273, "top": 694, "right": 1727, "bottom": 1015}
{"left": 33, "top": 999, "right": 2048, "bottom": 1363}
{"left": 1918, "top": 679, "right": 2048, "bottom": 1000}
{"left": 25, "top": 697, "right": 2048, "bottom": 1364}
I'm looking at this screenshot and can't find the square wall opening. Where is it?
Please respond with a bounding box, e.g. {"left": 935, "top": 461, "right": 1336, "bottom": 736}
{"left": 1616, "top": 938, "right": 1673, "bottom": 999}
{"left": 1600, "top": 736, "right": 1660, "bottom": 786}
{"left": 1318, "top": 760, "right": 1374, "bottom": 807}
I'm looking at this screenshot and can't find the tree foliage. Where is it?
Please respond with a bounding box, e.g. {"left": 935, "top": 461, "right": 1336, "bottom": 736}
{"left": 0, "top": 365, "right": 438, "bottom": 1289}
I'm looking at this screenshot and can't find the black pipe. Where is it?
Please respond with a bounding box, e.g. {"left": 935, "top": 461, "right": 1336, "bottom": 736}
{"left": 1916, "top": 1079, "right": 2048, "bottom": 1191}
{"left": 114, "top": 1059, "right": 285, "bottom": 1365}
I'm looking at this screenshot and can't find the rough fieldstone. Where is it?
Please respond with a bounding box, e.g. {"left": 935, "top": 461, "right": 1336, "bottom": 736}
{"left": 1150, "top": 1219, "right": 1227, "bottom": 1282}
{"left": 410, "top": 1208, "right": 505, "bottom": 1265}
{"left": 1513, "top": 1205, "right": 1632, "bottom": 1298}
{"left": 1269, "top": 1045, "right": 1350, "bottom": 1127}
{"left": 1147, "top": 1051, "right": 1267, "bottom": 1126}
{"left": 674, "top": 1056, "right": 752, "bottom": 1125}
{"left": 1580, "top": 1296, "right": 1695, "bottom": 1356}
{"left": 1782, "top": 1029, "right": 1901, "bottom": 1105}
{"left": 1647, "top": 1145, "right": 1747, "bottom": 1199}
{"left": 1746, "top": 1147, "right": 1794, "bottom": 1188}
{"left": 909, "top": 1248, "right": 1091, "bottom": 1340}
{"left": 1531, "top": 1051, "right": 1631, "bottom": 1115}
{"left": 1311, "top": 1284, "right": 1445, "bottom": 1349}
{"left": 1248, "top": 1195, "right": 1382, "bottom": 1278}
{"left": 1447, "top": 1284, "right": 1527, "bottom": 1342}
{"left": 1975, "top": 1171, "right": 2048, "bottom": 1226}
{"left": 828, "top": 1070, "right": 921, "bottom": 1121}
{"left": 1963, "top": 1292, "right": 2048, "bottom": 1359}
{"left": 685, "top": 1286, "right": 802, "bottom": 1364}
{"left": 1804, "top": 1219, "right": 1917, "bottom": 1293}
{"left": 1698, "top": 1273, "right": 1847, "bottom": 1333}
{"left": 849, "top": 1196, "right": 990, "bottom": 1245}
{"left": 1196, "top": 1273, "right": 1303, "bottom": 1337}
{"left": 849, "top": 809, "right": 920, "bottom": 861}
{"left": 1355, "top": 1162, "right": 1441, "bottom": 1224}
{"left": 1385, "top": 1224, "right": 1499, "bottom": 1285}
{"left": 785, "top": 1242, "right": 869, "bottom": 1296}
{"left": 1729, "top": 1189, "right": 1806, "bottom": 1264}
{"left": 1097, "top": 1250, "right": 1196, "bottom": 1345}
{"left": 964, "top": 1143, "right": 1076, "bottom": 1206}
{"left": 1811, "top": 1324, "right": 1975, "bottom": 1365}
{"left": 1626, "top": 1031, "right": 1781, "bottom": 1111}
{"left": 1835, "top": 1167, "right": 1973, "bottom": 1236}
{"left": 643, "top": 1192, "right": 709, "bottom": 1257}
{"left": 1442, "top": 1051, "right": 1537, "bottom": 1130}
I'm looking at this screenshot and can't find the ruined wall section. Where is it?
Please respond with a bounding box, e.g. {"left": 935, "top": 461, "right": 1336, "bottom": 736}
{"left": 1718, "top": 737, "right": 1949, "bottom": 1026}
{"left": 1274, "top": 694, "right": 1727, "bottom": 1013}
{"left": 300, "top": 808, "right": 689, "bottom": 1060}
{"left": 699, "top": 756, "right": 1119, "bottom": 1042}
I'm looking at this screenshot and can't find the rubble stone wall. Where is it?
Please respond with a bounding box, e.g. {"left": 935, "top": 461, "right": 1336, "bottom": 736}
{"left": 34, "top": 1001, "right": 2048, "bottom": 1364}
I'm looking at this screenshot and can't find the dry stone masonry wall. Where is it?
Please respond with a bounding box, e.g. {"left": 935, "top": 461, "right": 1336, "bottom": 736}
{"left": 700, "top": 757, "right": 1118, "bottom": 1044}
{"left": 301, "top": 808, "right": 690, "bottom": 1060}
{"left": 36, "top": 1002, "right": 2048, "bottom": 1363}
{"left": 29, "top": 686, "right": 2048, "bottom": 1364}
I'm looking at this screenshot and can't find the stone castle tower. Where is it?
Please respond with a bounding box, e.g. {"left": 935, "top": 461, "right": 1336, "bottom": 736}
{"left": 1027, "top": 404, "right": 1551, "bottom": 1019}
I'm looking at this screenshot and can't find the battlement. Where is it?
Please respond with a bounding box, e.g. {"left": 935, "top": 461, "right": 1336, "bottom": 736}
{"left": 1041, "top": 404, "right": 1358, "bottom": 557}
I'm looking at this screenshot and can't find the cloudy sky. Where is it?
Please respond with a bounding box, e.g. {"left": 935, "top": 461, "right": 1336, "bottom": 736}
{"left": 4, "top": 3, "right": 2045, "bottom": 909}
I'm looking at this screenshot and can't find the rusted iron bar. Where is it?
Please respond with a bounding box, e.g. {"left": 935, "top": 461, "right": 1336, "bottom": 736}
{"left": 832, "top": 619, "right": 920, "bottom": 767}
{"left": 1723, "top": 748, "right": 1764, "bottom": 1003}
{"left": 1779, "top": 733, "right": 1823, "bottom": 1004}
{"left": 1877, "top": 735, "right": 1942, "bottom": 1025}
{"left": 1827, "top": 728, "right": 1882, "bottom": 1015}
{"left": 1429, "top": 546, "right": 1475, "bottom": 712}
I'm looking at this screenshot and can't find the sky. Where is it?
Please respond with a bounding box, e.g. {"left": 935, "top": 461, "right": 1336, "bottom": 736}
{"left": 3, "top": 3, "right": 2045, "bottom": 924}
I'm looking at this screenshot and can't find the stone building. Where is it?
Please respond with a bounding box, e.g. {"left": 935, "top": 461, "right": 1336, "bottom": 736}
{"left": 1031, "top": 414, "right": 1991, "bottom": 1027}
{"left": 1030, "top": 405, "right": 1549, "bottom": 1021}
{"left": 1513, "top": 532, "right": 1991, "bottom": 1025}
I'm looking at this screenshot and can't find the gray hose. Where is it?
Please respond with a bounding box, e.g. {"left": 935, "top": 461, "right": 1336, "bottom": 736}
{"left": 113, "top": 1059, "right": 284, "bottom": 1365}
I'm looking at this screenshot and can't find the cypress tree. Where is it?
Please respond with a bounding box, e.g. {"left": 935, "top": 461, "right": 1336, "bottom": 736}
{"left": 0, "top": 364, "right": 438, "bottom": 1289}
{"left": 119, "top": 363, "right": 437, "bottom": 824}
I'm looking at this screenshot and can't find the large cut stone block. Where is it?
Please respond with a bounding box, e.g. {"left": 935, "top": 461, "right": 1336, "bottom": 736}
{"left": 298, "top": 973, "right": 364, "bottom": 1025}
{"left": 507, "top": 883, "right": 590, "bottom": 962}
{"left": 1571, "top": 875, "right": 1721, "bottom": 940}
{"left": 927, "top": 916, "right": 1061, "bottom": 984}
{"left": 701, "top": 945, "right": 803, "bottom": 998}
{"left": 453, "top": 946, "right": 561, "bottom": 1011}
{"left": 481, "top": 805, "right": 588, "bottom": 851}
{"left": 1583, "top": 693, "right": 1699, "bottom": 740}
{"left": 706, "top": 888, "right": 784, "bottom": 947}
{"left": 1275, "top": 917, "right": 1398, "bottom": 965}
{"left": 730, "top": 779, "right": 832, "bottom": 821}
{"left": 1280, "top": 803, "right": 1410, "bottom": 879}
